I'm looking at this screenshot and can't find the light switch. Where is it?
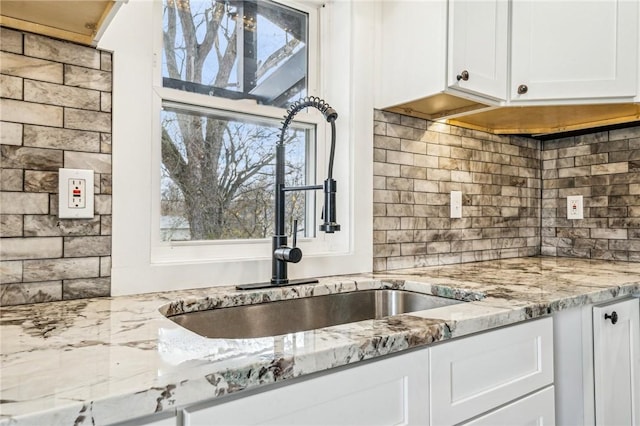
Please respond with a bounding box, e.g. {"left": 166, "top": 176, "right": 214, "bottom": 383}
{"left": 59, "top": 168, "right": 94, "bottom": 219}
{"left": 450, "top": 191, "right": 462, "bottom": 218}
{"left": 567, "top": 195, "right": 583, "bottom": 220}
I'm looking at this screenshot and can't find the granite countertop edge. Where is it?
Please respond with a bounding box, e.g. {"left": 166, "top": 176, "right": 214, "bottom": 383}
{"left": 1, "top": 256, "right": 640, "bottom": 425}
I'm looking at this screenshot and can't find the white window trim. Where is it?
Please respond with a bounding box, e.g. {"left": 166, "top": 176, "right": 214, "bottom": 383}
{"left": 100, "top": 0, "right": 373, "bottom": 295}
{"left": 150, "top": 0, "right": 348, "bottom": 263}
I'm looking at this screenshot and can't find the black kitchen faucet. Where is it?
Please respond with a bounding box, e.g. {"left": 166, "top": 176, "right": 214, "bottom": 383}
{"left": 237, "top": 97, "right": 340, "bottom": 290}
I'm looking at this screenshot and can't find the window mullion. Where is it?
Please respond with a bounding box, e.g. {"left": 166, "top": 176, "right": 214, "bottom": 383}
{"left": 242, "top": 0, "right": 258, "bottom": 96}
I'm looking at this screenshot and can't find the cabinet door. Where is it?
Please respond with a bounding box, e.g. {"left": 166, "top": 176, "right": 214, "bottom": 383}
{"left": 429, "top": 317, "right": 554, "bottom": 425}
{"left": 460, "top": 386, "right": 555, "bottom": 426}
{"left": 511, "top": 0, "right": 638, "bottom": 101}
{"left": 448, "top": 0, "right": 508, "bottom": 100}
{"left": 376, "top": 0, "right": 447, "bottom": 108}
{"left": 183, "top": 349, "right": 429, "bottom": 426}
{"left": 593, "top": 298, "right": 640, "bottom": 426}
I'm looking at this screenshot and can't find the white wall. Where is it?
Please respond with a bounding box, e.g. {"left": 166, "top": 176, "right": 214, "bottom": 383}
{"left": 99, "top": 0, "right": 374, "bottom": 295}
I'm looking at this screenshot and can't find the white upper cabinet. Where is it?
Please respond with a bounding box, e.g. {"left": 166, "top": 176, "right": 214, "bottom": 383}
{"left": 376, "top": 0, "right": 640, "bottom": 133}
{"left": 510, "top": 0, "right": 639, "bottom": 102}
{"left": 376, "top": 0, "right": 447, "bottom": 109}
{"left": 448, "top": 0, "right": 509, "bottom": 101}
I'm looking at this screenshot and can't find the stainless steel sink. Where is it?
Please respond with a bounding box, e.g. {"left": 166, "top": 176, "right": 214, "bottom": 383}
{"left": 165, "top": 290, "right": 463, "bottom": 339}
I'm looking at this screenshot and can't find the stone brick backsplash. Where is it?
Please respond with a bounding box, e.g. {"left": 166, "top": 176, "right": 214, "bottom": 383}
{"left": 0, "top": 27, "right": 112, "bottom": 306}
{"left": 373, "top": 110, "right": 541, "bottom": 271}
{"left": 542, "top": 127, "right": 640, "bottom": 261}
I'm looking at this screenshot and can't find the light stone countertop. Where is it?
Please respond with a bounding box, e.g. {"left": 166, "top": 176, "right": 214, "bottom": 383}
{"left": 1, "top": 256, "right": 639, "bottom": 425}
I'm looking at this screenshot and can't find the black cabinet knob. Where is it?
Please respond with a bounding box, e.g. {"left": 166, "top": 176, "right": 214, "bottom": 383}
{"left": 517, "top": 84, "right": 528, "bottom": 94}
{"left": 604, "top": 311, "right": 618, "bottom": 324}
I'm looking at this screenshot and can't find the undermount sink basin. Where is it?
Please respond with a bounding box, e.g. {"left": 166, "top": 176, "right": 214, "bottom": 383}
{"left": 165, "top": 290, "right": 463, "bottom": 339}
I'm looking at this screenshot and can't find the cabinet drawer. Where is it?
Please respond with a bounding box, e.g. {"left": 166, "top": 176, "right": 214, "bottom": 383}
{"left": 183, "top": 349, "right": 429, "bottom": 426}
{"left": 460, "top": 386, "right": 555, "bottom": 426}
{"left": 430, "top": 317, "right": 554, "bottom": 425}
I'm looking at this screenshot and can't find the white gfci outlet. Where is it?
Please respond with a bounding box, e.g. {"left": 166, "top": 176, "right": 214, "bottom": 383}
{"left": 450, "top": 191, "right": 462, "bottom": 218}
{"left": 567, "top": 195, "right": 584, "bottom": 220}
{"left": 59, "top": 168, "right": 94, "bottom": 219}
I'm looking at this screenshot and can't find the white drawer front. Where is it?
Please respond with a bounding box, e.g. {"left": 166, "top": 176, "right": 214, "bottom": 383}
{"left": 183, "top": 349, "right": 430, "bottom": 426}
{"left": 460, "top": 386, "right": 555, "bottom": 426}
{"left": 430, "top": 317, "right": 554, "bottom": 425}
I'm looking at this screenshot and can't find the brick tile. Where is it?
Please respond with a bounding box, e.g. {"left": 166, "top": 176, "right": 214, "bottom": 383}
{"left": 609, "top": 127, "right": 640, "bottom": 141}
{"left": 400, "top": 139, "right": 426, "bottom": 154}
{"left": 95, "top": 195, "right": 111, "bottom": 215}
{"left": 373, "top": 110, "right": 401, "bottom": 124}
{"left": 24, "top": 80, "right": 100, "bottom": 110}
{"left": 24, "top": 170, "right": 57, "bottom": 192}
{"left": 592, "top": 139, "right": 629, "bottom": 153}
{"left": 373, "top": 135, "right": 400, "bottom": 150}
{"left": 0, "top": 237, "right": 62, "bottom": 260}
{"left": 0, "top": 27, "right": 23, "bottom": 54}
{"left": 64, "top": 108, "right": 111, "bottom": 132}
{"left": 100, "top": 92, "right": 112, "bottom": 112}
{"left": 0, "top": 215, "right": 23, "bottom": 237}
{"left": 558, "top": 166, "right": 591, "bottom": 178}
{"left": 100, "top": 51, "right": 112, "bottom": 71}
{"left": 0, "top": 192, "right": 48, "bottom": 214}
{"left": 25, "top": 34, "right": 100, "bottom": 69}
{"left": 0, "top": 99, "right": 63, "bottom": 127}
{"left": 386, "top": 150, "right": 414, "bottom": 165}
{"left": 0, "top": 281, "right": 62, "bottom": 306}
{"left": 100, "top": 256, "right": 111, "bottom": 277}
{"left": 100, "top": 133, "right": 112, "bottom": 154}
{"left": 0, "top": 74, "right": 22, "bottom": 99}
{"left": 23, "top": 257, "right": 99, "bottom": 282}
{"left": 0, "top": 121, "right": 23, "bottom": 146}
{"left": 63, "top": 277, "right": 110, "bottom": 300}
{"left": 24, "top": 215, "right": 100, "bottom": 237}
{"left": 591, "top": 162, "right": 628, "bottom": 176}
{"left": 1, "top": 145, "right": 63, "bottom": 170}
{"left": 0, "top": 260, "right": 22, "bottom": 283}
{"left": 64, "top": 65, "right": 112, "bottom": 92}
{"left": 0, "top": 168, "right": 22, "bottom": 191}
{"left": 0, "top": 51, "right": 62, "bottom": 83}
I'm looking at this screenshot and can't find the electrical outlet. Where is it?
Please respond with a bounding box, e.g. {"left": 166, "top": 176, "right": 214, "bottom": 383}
{"left": 69, "top": 178, "right": 86, "bottom": 208}
{"left": 567, "top": 195, "right": 583, "bottom": 220}
{"left": 59, "top": 168, "right": 94, "bottom": 219}
{"left": 450, "top": 191, "right": 462, "bottom": 218}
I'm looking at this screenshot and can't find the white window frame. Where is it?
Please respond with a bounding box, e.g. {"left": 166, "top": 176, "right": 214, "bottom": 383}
{"left": 150, "top": 0, "right": 345, "bottom": 264}
{"left": 100, "top": 0, "right": 373, "bottom": 295}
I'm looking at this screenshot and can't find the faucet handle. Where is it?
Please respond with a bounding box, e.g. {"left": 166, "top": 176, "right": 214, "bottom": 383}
{"left": 274, "top": 219, "right": 303, "bottom": 263}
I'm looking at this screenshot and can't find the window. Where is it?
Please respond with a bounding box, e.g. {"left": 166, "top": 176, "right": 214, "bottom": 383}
{"left": 159, "top": 0, "right": 319, "bottom": 243}
{"left": 160, "top": 103, "right": 315, "bottom": 241}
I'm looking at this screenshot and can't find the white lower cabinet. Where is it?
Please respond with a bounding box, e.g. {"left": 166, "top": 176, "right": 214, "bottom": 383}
{"left": 165, "top": 319, "right": 555, "bottom": 426}
{"left": 460, "top": 386, "right": 555, "bottom": 426}
{"left": 554, "top": 296, "right": 640, "bottom": 425}
{"left": 430, "top": 317, "right": 554, "bottom": 425}
{"left": 182, "top": 348, "right": 430, "bottom": 426}
{"left": 593, "top": 298, "right": 640, "bottom": 425}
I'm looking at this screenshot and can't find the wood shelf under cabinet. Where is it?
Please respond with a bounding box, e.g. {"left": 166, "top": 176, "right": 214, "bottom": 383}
{"left": 0, "top": 0, "right": 118, "bottom": 46}
{"left": 386, "top": 96, "right": 640, "bottom": 136}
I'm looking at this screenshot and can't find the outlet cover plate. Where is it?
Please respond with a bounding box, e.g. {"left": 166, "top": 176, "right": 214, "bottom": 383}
{"left": 567, "top": 195, "right": 584, "bottom": 220}
{"left": 59, "top": 168, "right": 94, "bottom": 219}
